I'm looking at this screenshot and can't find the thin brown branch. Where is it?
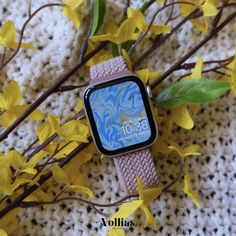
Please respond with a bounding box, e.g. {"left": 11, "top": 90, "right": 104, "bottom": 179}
{"left": 91, "top": 205, "right": 109, "bottom": 218}
{"left": 149, "top": 9, "right": 236, "bottom": 89}
{"left": 18, "top": 156, "right": 185, "bottom": 212}
{"left": 162, "top": 158, "right": 184, "bottom": 191}
{"left": 22, "top": 139, "right": 39, "bottom": 155}
{"left": 176, "top": 56, "right": 234, "bottom": 71}
{"left": 132, "top": 9, "right": 202, "bottom": 68}
{"left": 0, "top": 3, "right": 65, "bottom": 70}
{"left": 56, "top": 83, "right": 89, "bottom": 93}
{"left": 128, "top": 1, "right": 196, "bottom": 54}
{"left": 178, "top": 65, "right": 230, "bottom": 80}
{"left": 0, "top": 137, "right": 92, "bottom": 218}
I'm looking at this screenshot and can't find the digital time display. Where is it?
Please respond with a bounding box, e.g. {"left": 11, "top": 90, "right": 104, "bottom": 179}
{"left": 83, "top": 76, "right": 157, "bottom": 155}
{"left": 121, "top": 118, "right": 149, "bottom": 134}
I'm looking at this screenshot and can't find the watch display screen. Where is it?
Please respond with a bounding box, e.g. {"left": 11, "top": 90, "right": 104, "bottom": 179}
{"left": 84, "top": 76, "right": 157, "bottom": 155}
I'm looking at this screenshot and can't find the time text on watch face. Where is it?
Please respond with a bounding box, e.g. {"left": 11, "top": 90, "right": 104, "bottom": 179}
{"left": 84, "top": 76, "right": 157, "bottom": 156}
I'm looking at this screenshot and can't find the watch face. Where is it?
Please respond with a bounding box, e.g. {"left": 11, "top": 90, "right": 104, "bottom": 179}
{"left": 83, "top": 76, "right": 157, "bottom": 156}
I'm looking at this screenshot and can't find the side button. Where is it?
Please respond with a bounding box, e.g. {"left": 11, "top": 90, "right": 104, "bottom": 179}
{"left": 146, "top": 85, "right": 153, "bottom": 98}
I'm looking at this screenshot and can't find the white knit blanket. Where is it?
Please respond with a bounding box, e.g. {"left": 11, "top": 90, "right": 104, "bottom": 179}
{"left": 0, "top": 0, "right": 236, "bottom": 235}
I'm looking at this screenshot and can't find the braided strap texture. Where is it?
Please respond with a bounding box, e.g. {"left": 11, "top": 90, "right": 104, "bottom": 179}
{"left": 90, "top": 56, "right": 127, "bottom": 82}
{"left": 114, "top": 148, "right": 158, "bottom": 193}
{"left": 89, "top": 56, "right": 158, "bottom": 193}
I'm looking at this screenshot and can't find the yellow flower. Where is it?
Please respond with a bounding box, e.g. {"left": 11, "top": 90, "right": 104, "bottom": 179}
{"left": 44, "top": 140, "right": 78, "bottom": 159}
{"left": 63, "top": 0, "right": 83, "bottom": 28}
{"left": 0, "top": 20, "right": 35, "bottom": 49}
{"left": 37, "top": 115, "right": 89, "bottom": 145}
{"left": 107, "top": 199, "right": 143, "bottom": 235}
{"left": 191, "top": 56, "right": 204, "bottom": 79}
{"left": 201, "top": 0, "right": 219, "bottom": 16}
{"left": 0, "top": 209, "right": 19, "bottom": 236}
{"left": 86, "top": 41, "right": 112, "bottom": 67}
{"left": 179, "top": 0, "right": 219, "bottom": 17}
{"left": 0, "top": 229, "right": 7, "bottom": 236}
{"left": 168, "top": 141, "right": 201, "bottom": 158}
{"left": 6, "top": 150, "right": 46, "bottom": 175}
{"left": 137, "top": 177, "right": 162, "bottom": 229}
{"left": 127, "top": 8, "right": 147, "bottom": 32}
{"left": 36, "top": 116, "right": 60, "bottom": 144}
{"left": 178, "top": 0, "right": 219, "bottom": 35}
{"left": 122, "top": 50, "right": 161, "bottom": 84}
{"left": 58, "top": 120, "right": 89, "bottom": 143}
{"left": 184, "top": 171, "right": 200, "bottom": 208}
{"left": 77, "top": 97, "right": 83, "bottom": 112}
{"left": 0, "top": 163, "right": 31, "bottom": 195}
{"left": 107, "top": 197, "right": 144, "bottom": 235}
{"left": 51, "top": 163, "right": 94, "bottom": 198}
{"left": 122, "top": 49, "right": 132, "bottom": 71}
{"left": 0, "top": 81, "right": 44, "bottom": 128}
{"left": 91, "top": 17, "right": 139, "bottom": 44}
{"left": 152, "top": 137, "right": 172, "bottom": 155}
{"left": 170, "top": 105, "right": 194, "bottom": 130}
{"left": 24, "top": 188, "right": 51, "bottom": 204}
{"left": 223, "top": 52, "right": 236, "bottom": 95}
{"left": 135, "top": 69, "right": 160, "bottom": 85}
{"left": 191, "top": 17, "right": 210, "bottom": 35}
{"left": 91, "top": 7, "right": 170, "bottom": 44}
{"left": 127, "top": 8, "right": 171, "bottom": 35}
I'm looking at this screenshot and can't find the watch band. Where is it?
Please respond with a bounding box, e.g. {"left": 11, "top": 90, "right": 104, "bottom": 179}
{"left": 89, "top": 56, "right": 158, "bottom": 193}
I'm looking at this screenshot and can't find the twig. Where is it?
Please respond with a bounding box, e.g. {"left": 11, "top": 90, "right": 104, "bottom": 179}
{"left": 78, "top": 1, "right": 94, "bottom": 64}
{"left": 128, "top": 1, "right": 196, "bottom": 54}
{"left": 18, "top": 156, "right": 185, "bottom": 213}
{"left": 0, "top": 137, "right": 92, "bottom": 218}
{"left": 176, "top": 56, "right": 234, "bottom": 71}
{"left": 163, "top": 158, "right": 184, "bottom": 191}
{"left": 132, "top": 9, "right": 201, "bottom": 68}
{"left": 165, "top": 0, "right": 175, "bottom": 25}
{"left": 22, "top": 139, "right": 39, "bottom": 155}
{"left": 56, "top": 83, "right": 89, "bottom": 93}
{"left": 149, "top": 10, "right": 236, "bottom": 89}
{"left": 0, "top": 3, "right": 65, "bottom": 70}
{"left": 177, "top": 65, "right": 229, "bottom": 80}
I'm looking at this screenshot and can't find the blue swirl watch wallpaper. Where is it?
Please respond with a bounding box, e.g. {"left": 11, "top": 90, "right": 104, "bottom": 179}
{"left": 89, "top": 81, "right": 151, "bottom": 151}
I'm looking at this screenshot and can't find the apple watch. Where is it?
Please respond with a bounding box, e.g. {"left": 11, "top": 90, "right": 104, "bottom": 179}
{"left": 83, "top": 56, "right": 158, "bottom": 193}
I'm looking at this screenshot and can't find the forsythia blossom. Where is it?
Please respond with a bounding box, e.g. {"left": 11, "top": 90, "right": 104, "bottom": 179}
{"left": 178, "top": 0, "right": 219, "bottom": 34}
{"left": 91, "top": 7, "right": 171, "bottom": 44}
{"left": 63, "top": 0, "right": 83, "bottom": 28}
{"left": 0, "top": 20, "right": 35, "bottom": 49}
{"left": 0, "top": 81, "right": 44, "bottom": 128}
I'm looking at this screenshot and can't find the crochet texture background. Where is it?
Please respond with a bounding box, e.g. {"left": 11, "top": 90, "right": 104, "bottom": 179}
{"left": 0, "top": 0, "right": 236, "bottom": 235}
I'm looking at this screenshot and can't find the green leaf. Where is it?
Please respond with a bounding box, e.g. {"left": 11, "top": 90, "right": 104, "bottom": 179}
{"left": 156, "top": 78, "right": 230, "bottom": 109}
{"left": 110, "top": 42, "right": 119, "bottom": 57}
{"left": 91, "top": 0, "right": 106, "bottom": 36}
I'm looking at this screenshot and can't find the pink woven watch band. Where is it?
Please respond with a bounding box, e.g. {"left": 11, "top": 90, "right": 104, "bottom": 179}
{"left": 90, "top": 56, "right": 158, "bottom": 193}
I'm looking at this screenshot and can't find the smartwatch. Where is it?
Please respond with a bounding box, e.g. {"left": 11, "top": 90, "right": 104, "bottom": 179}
{"left": 83, "top": 56, "right": 158, "bottom": 193}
